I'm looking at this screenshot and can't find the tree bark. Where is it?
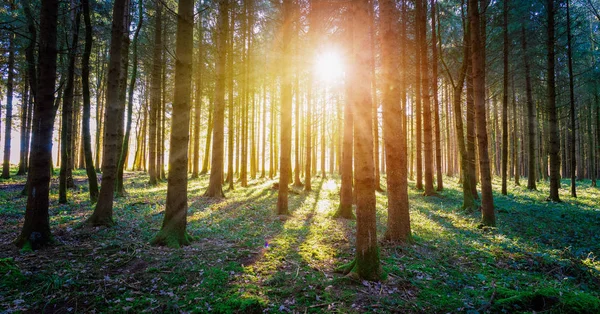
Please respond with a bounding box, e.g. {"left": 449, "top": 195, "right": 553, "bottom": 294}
{"left": 15, "top": 0, "right": 59, "bottom": 249}
{"left": 82, "top": 0, "right": 99, "bottom": 203}
{"left": 148, "top": 2, "right": 161, "bottom": 185}
{"left": 86, "top": 0, "right": 129, "bottom": 226}
{"left": 152, "top": 0, "right": 195, "bottom": 247}
{"left": 381, "top": 0, "right": 411, "bottom": 242}
{"left": 204, "top": 0, "right": 229, "bottom": 198}
{"left": 521, "top": 24, "right": 536, "bottom": 190}
{"left": 117, "top": 0, "right": 143, "bottom": 197}
{"left": 469, "top": 0, "right": 495, "bottom": 226}
{"left": 546, "top": 0, "right": 561, "bottom": 202}
{"left": 566, "top": 0, "right": 576, "bottom": 197}
{"left": 59, "top": 6, "right": 81, "bottom": 203}
{"left": 192, "top": 11, "right": 204, "bottom": 179}
{"left": 277, "top": 0, "right": 293, "bottom": 216}
{"left": 339, "top": 0, "right": 382, "bottom": 281}
{"left": 2, "top": 4, "right": 15, "bottom": 179}
{"left": 501, "top": 0, "right": 509, "bottom": 195}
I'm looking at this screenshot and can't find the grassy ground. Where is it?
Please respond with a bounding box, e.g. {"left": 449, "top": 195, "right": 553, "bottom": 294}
{"left": 1, "top": 168, "right": 599, "bottom": 313}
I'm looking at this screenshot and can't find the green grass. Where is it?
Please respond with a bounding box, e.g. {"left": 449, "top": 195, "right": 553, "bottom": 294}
{"left": 1, "top": 168, "right": 599, "bottom": 313}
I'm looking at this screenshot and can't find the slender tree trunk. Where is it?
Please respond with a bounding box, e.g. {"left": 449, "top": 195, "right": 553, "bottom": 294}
{"left": 369, "top": 0, "right": 381, "bottom": 192}
{"left": 117, "top": 0, "right": 143, "bottom": 196}
{"left": 431, "top": 0, "right": 443, "bottom": 191}
{"left": 566, "top": 0, "right": 576, "bottom": 197}
{"left": 18, "top": 79, "right": 30, "bottom": 176}
{"left": 152, "top": 0, "right": 194, "bottom": 247}
{"left": 346, "top": 0, "right": 382, "bottom": 280}
{"left": 193, "top": 12, "right": 204, "bottom": 179}
{"left": 546, "top": 0, "right": 561, "bottom": 202}
{"left": 82, "top": 0, "right": 99, "bottom": 203}
{"left": 226, "top": 9, "right": 234, "bottom": 188}
{"left": 501, "top": 0, "right": 509, "bottom": 195}
{"left": 469, "top": 0, "right": 495, "bottom": 226}
{"left": 204, "top": 0, "right": 229, "bottom": 198}
{"left": 418, "top": 0, "right": 435, "bottom": 196}
{"left": 381, "top": 0, "right": 411, "bottom": 242}
{"left": 277, "top": 0, "right": 293, "bottom": 215}
{"left": 336, "top": 12, "right": 354, "bottom": 220}
{"left": 15, "top": 0, "right": 59, "bottom": 249}
{"left": 2, "top": 3, "right": 16, "bottom": 179}
{"left": 59, "top": 7, "right": 81, "bottom": 203}
{"left": 521, "top": 25, "right": 537, "bottom": 190}
{"left": 148, "top": 2, "right": 161, "bottom": 185}
{"left": 86, "top": 0, "right": 129, "bottom": 226}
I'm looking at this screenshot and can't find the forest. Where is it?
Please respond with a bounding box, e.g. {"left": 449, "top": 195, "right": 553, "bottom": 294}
{"left": 1, "top": 0, "right": 600, "bottom": 312}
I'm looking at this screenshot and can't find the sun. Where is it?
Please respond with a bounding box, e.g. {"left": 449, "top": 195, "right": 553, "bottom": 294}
{"left": 314, "top": 49, "right": 345, "bottom": 83}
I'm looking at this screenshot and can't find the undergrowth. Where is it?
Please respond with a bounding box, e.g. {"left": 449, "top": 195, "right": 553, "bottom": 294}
{"left": 1, "top": 168, "right": 599, "bottom": 313}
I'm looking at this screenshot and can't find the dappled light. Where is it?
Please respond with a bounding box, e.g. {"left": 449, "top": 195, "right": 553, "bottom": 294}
{"left": 2, "top": 0, "right": 600, "bottom": 312}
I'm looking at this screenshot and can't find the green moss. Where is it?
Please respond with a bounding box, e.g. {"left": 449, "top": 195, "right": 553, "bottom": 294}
{"left": 493, "top": 287, "right": 600, "bottom": 313}
{"left": 150, "top": 228, "right": 194, "bottom": 248}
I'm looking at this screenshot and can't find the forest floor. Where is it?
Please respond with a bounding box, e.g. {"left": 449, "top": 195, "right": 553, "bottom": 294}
{"left": 1, "top": 169, "right": 600, "bottom": 313}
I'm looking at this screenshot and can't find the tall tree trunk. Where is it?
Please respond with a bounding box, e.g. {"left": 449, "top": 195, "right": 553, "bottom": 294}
{"left": 501, "top": 0, "right": 509, "bottom": 195}
{"left": 369, "top": 0, "right": 381, "bottom": 191}
{"left": 152, "top": 0, "right": 194, "bottom": 247}
{"left": 2, "top": 3, "right": 15, "bottom": 179}
{"left": 521, "top": 25, "right": 536, "bottom": 190}
{"left": 117, "top": 0, "right": 143, "bottom": 196}
{"left": 418, "top": 0, "right": 435, "bottom": 196}
{"left": 204, "top": 0, "right": 229, "bottom": 198}
{"left": 82, "top": 0, "right": 99, "bottom": 203}
{"left": 15, "top": 0, "right": 59, "bottom": 249}
{"left": 86, "top": 0, "right": 130, "bottom": 226}
{"left": 304, "top": 0, "right": 315, "bottom": 192}
{"left": 546, "top": 0, "right": 561, "bottom": 202}
{"left": 59, "top": 7, "right": 81, "bottom": 203}
{"left": 18, "top": 79, "right": 30, "bottom": 176}
{"left": 512, "top": 75, "right": 520, "bottom": 185}
{"left": 431, "top": 0, "right": 443, "bottom": 191}
{"left": 469, "top": 0, "right": 495, "bottom": 226}
{"left": 339, "top": 0, "right": 382, "bottom": 281}
{"left": 201, "top": 101, "right": 213, "bottom": 174}
{"left": 277, "top": 0, "right": 293, "bottom": 215}
{"left": 335, "top": 12, "right": 354, "bottom": 220}
{"left": 226, "top": 8, "right": 234, "bottom": 188}
{"left": 148, "top": 2, "right": 161, "bottom": 185}
{"left": 466, "top": 54, "right": 478, "bottom": 198}
{"left": 381, "top": 0, "right": 411, "bottom": 242}
{"left": 192, "top": 11, "right": 204, "bottom": 179}
{"left": 566, "top": 0, "right": 576, "bottom": 197}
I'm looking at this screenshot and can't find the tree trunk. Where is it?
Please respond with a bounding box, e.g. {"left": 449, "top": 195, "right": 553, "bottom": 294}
{"left": 226, "top": 9, "right": 234, "bottom": 188}
{"left": 335, "top": 12, "right": 354, "bottom": 220}
{"left": 192, "top": 12, "right": 204, "bottom": 179}
{"left": 204, "top": 0, "right": 229, "bottom": 198}
{"left": 117, "top": 0, "right": 143, "bottom": 196}
{"left": 546, "top": 0, "right": 560, "bottom": 202}
{"left": 152, "top": 0, "right": 194, "bottom": 247}
{"left": 59, "top": 7, "right": 81, "bottom": 203}
{"left": 418, "top": 0, "right": 435, "bottom": 196}
{"left": 18, "top": 79, "right": 30, "bottom": 176}
{"left": 469, "top": 0, "right": 495, "bottom": 226}
{"left": 277, "top": 0, "right": 293, "bottom": 216}
{"left": 86, "top": 0, "right": 129, "bottom": 227}
{"left": 566, "top": 0, "right": 576, "bottom": 197}
{"left": 339, "top": 0, "right": 382, "bottom": 281}
{"left": 15, "top": 0, "right": 59, "bottom": 249}
{"left": 381, "top": 0, "right": 411, "bottom": 242}
{"left": 82, "top": 0, "right": 99, "bottom": 203}
{"left": 2, "top": 5, "right": 15, "bottom": 179}
{"left": 501, "top": 0, "right": 509, "bottom": 195}
{"left": 148, "top": 2, "right": 161, "bottom": 185}
{"left": 521, "top": 24, "right": 537, "bottom": 190}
